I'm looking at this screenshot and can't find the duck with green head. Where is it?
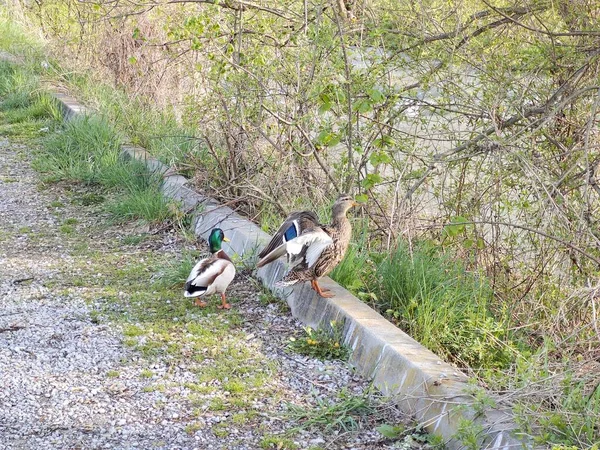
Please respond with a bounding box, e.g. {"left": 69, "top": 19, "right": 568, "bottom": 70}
{"left": 184, "top": 228, "right": 236, "bottom": 309}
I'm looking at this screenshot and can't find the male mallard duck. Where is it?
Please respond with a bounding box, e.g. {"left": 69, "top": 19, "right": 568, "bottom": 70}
{"left": 184, "top": 228, "right": 235, "bottom": 309}
{"left": 256, "top": 194, "right": 358, "bottom": 298}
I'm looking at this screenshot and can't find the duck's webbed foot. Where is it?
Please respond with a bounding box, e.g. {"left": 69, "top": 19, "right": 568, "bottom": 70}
{"left": 311, "top": 280, "right": 335, "bottom": 298}
{"left": 217, "top": 293, "right": 232, "bottom": 310}
{"left": 194, "top": 298, "right": 208, "bottom": 307}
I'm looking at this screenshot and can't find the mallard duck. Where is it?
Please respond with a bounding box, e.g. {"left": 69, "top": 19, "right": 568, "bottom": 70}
{"left": 184, "top": 228, "right": 236, "bottom": 309}
{"left": 256, "top": 194, "right": 357, "bottom": 298}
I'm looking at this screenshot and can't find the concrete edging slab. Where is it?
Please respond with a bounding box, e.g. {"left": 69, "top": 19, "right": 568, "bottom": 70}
{"left": 0, "top": 52, "right": 532, "bottom": 449}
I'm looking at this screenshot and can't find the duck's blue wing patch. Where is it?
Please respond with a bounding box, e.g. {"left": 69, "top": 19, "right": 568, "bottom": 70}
{"left": 283, "top": 222, "right": 298, "bottom": 242}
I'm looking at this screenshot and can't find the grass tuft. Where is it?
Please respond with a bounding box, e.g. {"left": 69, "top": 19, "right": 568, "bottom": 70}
{"left": 286, "top": 389, "right": 376, "bottom": 434}
{"left": 35, "top": 115, "right": 179, "bottom": 224}
{"left": 156, "top": 251, "right": 199, "bottom": 289}
{"left": 375, "top": 241, "right": 517, "bottom": 369}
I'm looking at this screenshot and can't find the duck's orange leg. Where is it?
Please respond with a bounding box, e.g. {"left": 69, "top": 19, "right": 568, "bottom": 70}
{"left": 312, "top": 280, "right": 334, "bottom": 298}
{"left": 194, "top": 298, "right": 208, "bottom": 307}
{"left": 217, "top": 293, "right": 232, "bottom": 310}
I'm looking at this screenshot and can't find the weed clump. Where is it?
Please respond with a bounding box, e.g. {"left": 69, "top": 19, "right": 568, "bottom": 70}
{"left": 288, "top": 321, "right": 350, "bottom": 361}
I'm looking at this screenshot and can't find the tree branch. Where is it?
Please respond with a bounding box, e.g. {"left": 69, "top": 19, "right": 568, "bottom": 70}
{"left": 404, "top": 62, "right": 593, "bottom": 199}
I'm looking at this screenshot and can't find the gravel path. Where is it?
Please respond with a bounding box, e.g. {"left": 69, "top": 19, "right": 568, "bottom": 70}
{"left": 0, "top": 136, "right": 427, "bottom": 450}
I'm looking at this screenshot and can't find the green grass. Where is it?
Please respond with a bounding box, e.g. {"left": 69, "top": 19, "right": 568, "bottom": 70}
{"left": 332, "top": 238, "right": 518, "bottom": 370}
{"left": 33, "top": 115, "right": 179, "bottom": 224}
{"left": 0, "top": 60, "right": 61, "bottom": 137}
{"left": 0, "top": 14, "right": 44, "bottom": 58}
{"left": 59, "top": 224, "right": 75, "bottom": 234}
{"left": 36, "top": 115, "right": 123, "bottom": 183}
{"left": 156, "top": 250, "right": 199, "bottom": 289}
{"left": 55, "top": 70, "right": 208, "bottom": 170}
{"left": 105, "top": 185, "right": 178, "bottom": 223}
{"left": 260, "top": 435, "right": 298, "bottom": 450}
{"left": 375, "top": 241, "right": 518, "bottom": 369}
{"left": 286, "top": 389, "right": 376, "bottom": 434}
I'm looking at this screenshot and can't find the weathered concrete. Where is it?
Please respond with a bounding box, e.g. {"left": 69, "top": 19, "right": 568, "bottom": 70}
{"left": 0, "top": 51, "right": 532, "bottom": 449}
{"left": 52, "top": 92, "right": 90, "bottom": 120}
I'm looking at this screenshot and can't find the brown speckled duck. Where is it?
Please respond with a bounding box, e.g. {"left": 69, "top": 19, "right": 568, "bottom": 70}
{"left": 256, "top": 194, "right": 357, "bottom": 298}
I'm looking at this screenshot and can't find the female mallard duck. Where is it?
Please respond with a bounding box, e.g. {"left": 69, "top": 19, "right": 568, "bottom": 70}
{"left": 256, "top": 194, "right": 357, "bottom": 298}
{"left": 184, "top": 228, "right": 235, "bottom": 309}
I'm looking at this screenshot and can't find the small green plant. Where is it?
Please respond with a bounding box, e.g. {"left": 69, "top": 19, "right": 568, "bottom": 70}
{"left": 212, "top": 423, "right": 229, "bottom": 438}
{"left": 122, "top": 234, "right": 149, "bottom": 245}
{"left": 106, "top": 370, "right": 120, "bottom": 378}
{"left": 260, "top": 435, "right": 298, "bottom": 450}
{"left": 375, "top": 423, "right": 405, "bottom": 439}
{"left": 209, "top": 397, "right": 226, "bottom": 412}
{"left": 184, "top": 422, "right": 202, "bottom": 435}
{"left": 59, "top": 224, "right": 74, "bottom": 234}
{"left": 454, "top": 418, "right": 484, "bottom": 450}
{"left": 139, "top": 369, "right": 153, "bottom": 379}
{"left": 286, "top": 389, "right": 375, "bottom": 434}
{"left": 156, "top": 250, "right": 199, "bottom": 289}
{"left": 123, "top": 324, "right": 145, "bottom": 337}
{"left": 288, "top": 321, "right": 350, "bottom": 361}
{"left": 258, "top": 289, "right": 280, "bottom": 306}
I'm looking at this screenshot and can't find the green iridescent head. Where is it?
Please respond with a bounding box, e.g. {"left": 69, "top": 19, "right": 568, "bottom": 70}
{"left": 208, "top": 228, "right": 229, "bottom": 253}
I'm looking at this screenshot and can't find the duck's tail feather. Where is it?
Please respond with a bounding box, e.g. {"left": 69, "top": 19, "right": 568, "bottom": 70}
{"left": 274, "top": 278, "right": 300, "bottom": 288}
{"left": 256, "top": 243, "right": 288, "bottom": 268}
{"left": 184, "top": 282, "right": 208, "bottom": 297}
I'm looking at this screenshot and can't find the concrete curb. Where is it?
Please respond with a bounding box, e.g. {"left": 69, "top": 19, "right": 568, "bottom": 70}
{"left": 0, "top": 53, "right": 531, "bottom": 449}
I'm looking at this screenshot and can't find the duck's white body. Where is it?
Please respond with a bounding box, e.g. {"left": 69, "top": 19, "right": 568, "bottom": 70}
{"left": 184, "top": 255, "right": 236, "bottom": 298}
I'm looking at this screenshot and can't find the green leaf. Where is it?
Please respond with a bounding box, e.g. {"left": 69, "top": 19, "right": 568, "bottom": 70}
{"left": 326, "top": 133, "right": 340, "bottom": 147}
{"left": 355, "top": 194, "right": 368, "bottom": 203}
{"left": 443, "top": 216, "right": 468, "bottom": 237}
{"left": 319, "top": 92, "right": 331, "bottom": 104}
{"left": 353, "top": 98, "right": 373, "bottom": 114}
{"left": 369, "top": 151, "right": 392, "bottom": 166}
{"left": 374, "top": 135, "right": 395, "bottom": 148}
{"left": 361, "top": 173, "right": 382, "bottom": 190}
{"left": 128, "top": 56, "right": 137, "bottom": 64}
{"left": 316, "top": 131, "right": 340, "bottom": 147}
{"left": 368, "top": 88, "right": 385, "bottom": 103}
{"left": 376, "top": 424, "right": 405, "bottom": 439}
{"left": 318, "top": 101, "right": 332, "bottom": 114}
